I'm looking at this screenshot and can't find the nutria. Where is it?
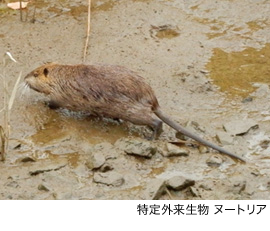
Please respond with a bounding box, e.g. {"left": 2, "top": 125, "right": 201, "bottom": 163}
{"left": 24, "top": 63, "right": 245, "bottom": 162}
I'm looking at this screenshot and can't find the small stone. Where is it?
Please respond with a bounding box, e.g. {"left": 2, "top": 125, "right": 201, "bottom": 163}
{"left": 93, "top": 172, "right": 124, "bottom": 187}
{"left": 38, "top": 184, "right": 50, "bottom": 192}
{"left": 85, "top": 153, "right": 106, "bottom": 170}
{"left": 19, "top": 156, "right": 36, "bottom": 163}
{"left": 115, "top": 138, "right": 157, "bottom": 158}
{"left": 198, "top": 145, "right": 209, "bottom": 153}
{"left": 164, "top": 143, "right": 189, "bottom": 157}
{"left": 223, "top": 119, "right": 258, "bottom": 136}
{"left": 206, "top": 155, "right": 223, "bottom": 167}
{"left": 216, "top": 132, "right": 234, "bottom": 145}
{"left": 200, "top": 70, "right": 209, "bottom": 74}
{"left": 241, "top": 97, "right": 253, "bottom": 103}
{"left": 166, "top": 176, "right": 195, "bottom": 190}
{"left": 142, "top": 179, "right": 166, "bottom": 200}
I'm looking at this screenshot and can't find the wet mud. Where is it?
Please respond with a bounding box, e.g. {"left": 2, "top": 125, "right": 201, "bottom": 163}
{"left": 0, "top": 0, "right": 270, "bottom": 199}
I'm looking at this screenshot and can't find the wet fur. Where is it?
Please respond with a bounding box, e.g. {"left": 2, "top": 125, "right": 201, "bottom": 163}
{"left": 25, "top": 64, "right": 161, "bottom": 131}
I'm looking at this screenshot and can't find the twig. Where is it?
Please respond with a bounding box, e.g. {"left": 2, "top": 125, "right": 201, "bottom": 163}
{"left": 19, "top": 0, "right": 23, "bottom": 21}
{"left": 83, "top": 0, "right": 91, "bottom": 63}
{"left": 8, "top": 71, "right": 22, "bottom": 112}
{"left": 31, "top": 4, "right": 37, "bottom": 23}
{"left": 0, "top": 126, "right": 5, "bottom": 161}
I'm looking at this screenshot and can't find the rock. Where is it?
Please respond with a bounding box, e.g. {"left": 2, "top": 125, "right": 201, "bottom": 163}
{"left": 206, "top": 155, "right": 223, "bottom": 167}
{"left": 85, "top": 142, "right": 120, "bottom": 170}
{"left": 93, "top": 172, "right": 124, "bottom": 187}
{"left": 241, "top": 97, "right": 253, "bottom": 103}
{"left": 85, "top": 153, "right": 106, "bottom": 170}
{"left": 166, "top": 176, "right": 195, "bottom": 190}
{"left": 115, "top": 138, "right": 157, "bottom": 158}
{"left": 216, "top": 132, "right": 234, "bottom": 145}
{"left": 38, "top": 184, "right": 50, "bottom": 192}
{"left": 18, "top": 156, "right": 36, "bottom": 163}
{"left": 198, "top": 145, "right": 209, "bottom": 153}
{"left": 142, "top": 178, "right": 166, "bottom": 200}
{"left": 223, "top": 119, "right": 258, "bottom": 135}
{"left": 163, "top": 143, "right": 189, "bottom": 157}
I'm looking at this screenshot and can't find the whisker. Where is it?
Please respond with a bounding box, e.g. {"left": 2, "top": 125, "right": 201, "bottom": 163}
{"left": 18, "top": 82, "right": 30, "bottom": 97}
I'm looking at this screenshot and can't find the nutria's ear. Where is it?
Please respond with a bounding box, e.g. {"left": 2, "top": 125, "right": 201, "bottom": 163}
{"left": 43, "top": 68, "right": 49, "bottom": 77}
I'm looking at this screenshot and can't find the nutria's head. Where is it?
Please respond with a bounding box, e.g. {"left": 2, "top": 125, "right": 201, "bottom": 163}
{"left": 24, "top": 63, "right": 57, "bottom": 95}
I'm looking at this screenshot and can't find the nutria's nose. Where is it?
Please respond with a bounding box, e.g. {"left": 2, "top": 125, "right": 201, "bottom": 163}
{"left": 24, "top": 72, "right": 34, "bottom": 80}
{"left": 24, "top": 73, "right": 30, "bottom": 80}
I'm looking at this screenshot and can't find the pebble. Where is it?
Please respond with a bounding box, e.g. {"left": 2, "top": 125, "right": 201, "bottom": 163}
{"left": 93, "top": 172, "right": 125, "bottom": 187}
{"left": 85, "top": 152, "right": 106, "bottom": 170}
{"left": 163, "top": 143, "right": 189, "bottom": 157}
{"left": 166, "top": 176, "right": 195, "bottom": 190}
{"left": 18, "top": 156, "right": 36, "bottom": 163}
{"left": 241, "top": 97, "right": 253, "bottom": 103}
{"left": 198, "top": 145, "right": 209, "bottom": 153}
{"left": 115, "top": 138, "right": 157, "bottom": 158}
{"left": 38, "top": 184, "right": 50, "bottom": 192}
{"left": 206, "top": 155, "right": 223, "bottom": 167}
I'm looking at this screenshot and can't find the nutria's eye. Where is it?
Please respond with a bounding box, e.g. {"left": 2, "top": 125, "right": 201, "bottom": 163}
{"left": 43, "top": 68, "right": 49, "bottom": 77}
{"left": 33, "top": 73, "right": 38, "bottom": 77}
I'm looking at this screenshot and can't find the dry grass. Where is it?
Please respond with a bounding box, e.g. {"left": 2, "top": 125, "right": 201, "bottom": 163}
{"left": 83, "top": 0, "right": 92, "bottom": 63}
{"left": 0, "top": 53, "right": 21, "bottom": 161}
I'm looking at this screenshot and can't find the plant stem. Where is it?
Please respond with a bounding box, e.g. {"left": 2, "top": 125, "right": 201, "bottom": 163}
{"left": 83, "top": 0, "right": 91, "bottom": 63}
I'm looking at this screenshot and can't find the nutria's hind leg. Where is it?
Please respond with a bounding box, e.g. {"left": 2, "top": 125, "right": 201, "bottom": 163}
{"left": 150, "top": 119, "right": 163, "bottom": 140}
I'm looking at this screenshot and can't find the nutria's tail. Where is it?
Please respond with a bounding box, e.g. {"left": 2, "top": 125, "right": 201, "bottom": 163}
{"left": 154, "top": 108, "right": 246, "bottom": 162}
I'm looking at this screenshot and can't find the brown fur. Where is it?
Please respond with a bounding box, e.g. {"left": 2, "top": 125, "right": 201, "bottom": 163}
{"left": 25, "top": 63, "right": 162, "bottom": 132}
{"left": 25, "top": 63, "right": 245, "bottom": 162}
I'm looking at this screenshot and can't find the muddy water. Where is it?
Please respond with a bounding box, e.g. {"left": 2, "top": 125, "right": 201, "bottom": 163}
{"left": 206, "top": 43, "right": 270, "bottom": 98}
{"left": 0, "top": 0, "right": 270, "bottom": 199}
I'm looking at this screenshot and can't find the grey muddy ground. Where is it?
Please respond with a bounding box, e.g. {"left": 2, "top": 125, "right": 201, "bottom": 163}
{"left": 0, "top": 0, "right": 270, "bottom": 199}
